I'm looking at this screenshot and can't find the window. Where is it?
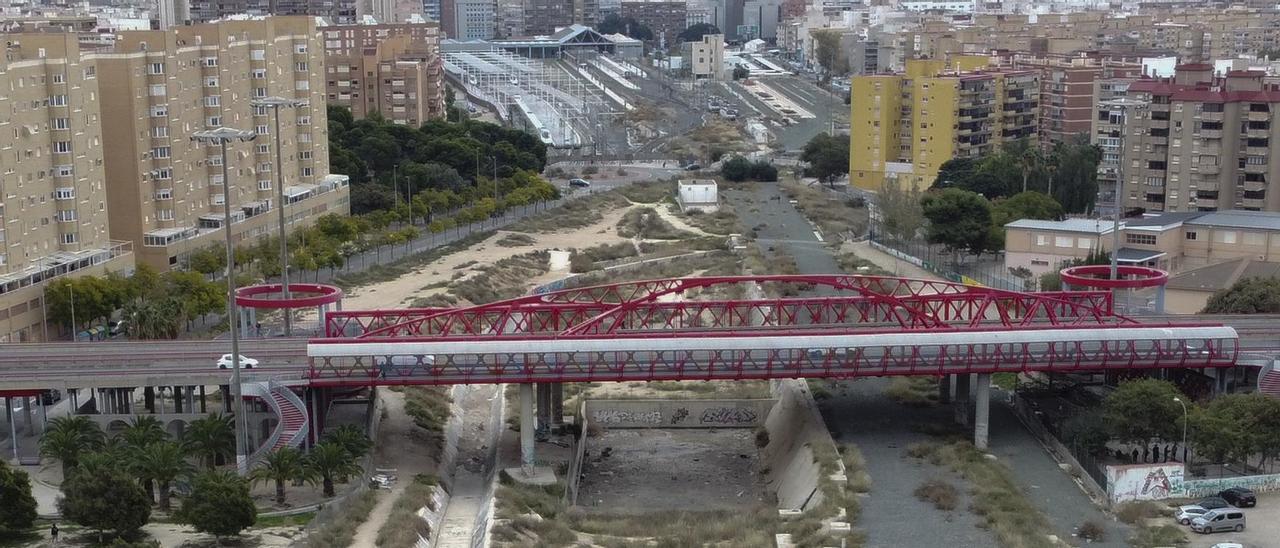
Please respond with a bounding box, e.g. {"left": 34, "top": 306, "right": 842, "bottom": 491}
{"left": 1185, "top": 231, "right": 1197, "bottom": 240}
{"left": 207, "top": 116, "right": 222, "bottom": 127}
{"left": 212, "top": 194, "right": 225, "bottom": 205}
{"left": 1244, "top": 232, "right": 1265, "bottom": 246}
{"left": 301, "top": 167, "right": 313, "bottom": 177}
{"left": 297, "top": 116, "right": 311, "bottom": 125}
{"left": 252, "top": 69, "right": 266, "bottom": 79}
{"left": 299, "top": 150, "right": 312, "bottom": 160}
{"left": 295, "top": 44, "right": 308, "bottom": 54}
{"left": 152, "top": 146, "right": 170, "bottom": 158}
{"left": 54, "top": 188, "right": 74, "bottom": 200}
{"left": 298, "top": 133, "right": 311, "bottom": 143}
{"left": 253, "top": 87, "right": 267, "bottom": 98}
{"left": 50, "top": 117, "right": 69, "bottom": 130}
{"left": 250, "top": 49, "right": 265, "bottom": 61}
{"left": 205, "top": 76, "right": 218, "bottom": 87}
{"left": 155, "top": 168, "right": 172, "bottom": 179}
{"left": 154, "top": 189, "right": 172, "bottom": 200}
{"left": 256, "top": 144, "right": 270, "bottom": 154}
{"left": 157, "top": 209, "right": 174, "bottom": 221}
{"left": 60, "top": 232, "right": 77, "bottom": 244}
{"left": 204, "top": 95, "right": 220, "bottom": 107}
{"left": 253, "top": 105, "right": 269, "bottom": 116}
{"left": 83, "top": 66, "right": 95, "bottom": 78}
{"left": 202, "top": 57, "right": 217, "bottom": 67}
{"left": 1055, "top": 236, "right": 1073, "bottom": 248}
{"left": 55, "top": 210, "right": 76, "bottom": 222}
{"left": 1126, "top": 233, "right": 1157, "bottom": 245}
{"left": 152, "top": 126, "right": 168, "bottom": 138}
{"left": 1077, "top": 238, "right": 1092, "bottom": 249}
{"left": 149, "top": 84, "right": 166, "bottom": 97}
{"left": 256, "top": 124, "right": 269, "bottom": 135}
{"left": 259, "top": 162, "right": 272, "bottom": 172}
{"left": 49, "top": 95, "right": 66, "bottom": 106}
{"left": 1216, "top": 231, "right": 1238, "bottom": 244}
{"left": 151, "top": 105, "right": 168, "bottom": 117}
{"left": 52, "top": 73, "right": 64, "bottom": 84}
{"left": 295, "top": 80, "right": 310, "bottom": 90}
{"left": 1035, "top": 234, "right": 1048, "bottom": 246}
{"left": 295, "top": 62, "right": 308, "bottom": 71}
{"left": 149, "top": 62, "right": 165, "bottom": 75}
{"left": 55, "top": 165, "right": 72, "bottom": 177}
{"left": 258, "top": 180, "right": 272, "bottom": 190}
{"left": 208, "top": 155, "right": 222, "bottom": 166}
{"left": 53, "top": 141, "right": 71, "bottom": 153}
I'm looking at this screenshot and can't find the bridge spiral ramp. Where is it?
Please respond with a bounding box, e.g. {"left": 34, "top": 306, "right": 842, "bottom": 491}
{"left": 244, "top": 379, "right": 310, "bottom": 465}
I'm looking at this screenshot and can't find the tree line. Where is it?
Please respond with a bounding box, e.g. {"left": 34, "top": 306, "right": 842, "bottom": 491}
{"left": 25, "top": 414, "right": 371, "bottom": 542}
{"left": 45, "top": 265, "right": 223, "bottom": 339}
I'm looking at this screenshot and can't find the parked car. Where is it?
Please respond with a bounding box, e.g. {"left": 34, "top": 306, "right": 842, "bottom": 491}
{"left": 216, "top": 354, "right": 258, "bottom": 369}
{"left": 1190, "top": 509, "right": 1245, "bottom": 534}
{"left": 569, "top": 178, "right": 591, "bottom": 188}
{"left": 1197, "top": 496, "right": 1231, "bottom": 510}
{"left": 1219, "top": 487, "right": 1257, "bottom": 507}
{"left": 1210, "top": 543, "right": 1245, "bottom": 548}
{"left": 108, "top": 320, "right": 128, "bottom": 337}
{"left": 1176, "top": 505, "right": 1210, "bottom": 525}
{"left": 683, "top": 163, "right": 701, "bottom": 171}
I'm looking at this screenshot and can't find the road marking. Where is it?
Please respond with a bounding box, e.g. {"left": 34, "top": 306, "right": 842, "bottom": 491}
{"left": 813, "top": 231, "right": 824, "bottom": 242}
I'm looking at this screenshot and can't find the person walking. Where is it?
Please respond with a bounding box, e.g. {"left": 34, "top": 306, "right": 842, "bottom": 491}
{"left": 50, "top": 523, "right": 59, "bottom": 545}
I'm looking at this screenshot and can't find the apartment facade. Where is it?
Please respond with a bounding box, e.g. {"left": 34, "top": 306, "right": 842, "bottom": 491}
{"left": 1097, "top": 64, "right": 1280, "bottom": 215}
{"left": 323, "top": 22, "right": 445, "bottom": 124}
{"left": 0, "top": 34, "right": 134, "bottom": 343}
{"left": 620, "top": 0, "right": 687, "bottom": 45}
{"left": 97, "top": 16, "right": 349, "bottom": 271}
{"left": 849, "top": 57, "right": 1039, "bottom": 192}
{"left": 189, "top": 0, "right": 359, "bottom": 25}
{"left": 683, "top": 33, "right": 725, "bottom": 80}
{"left": 995, "top": 51, "right": 1142, "bottom": 150}
{"left": 442, "top": 0, "right": 496, "bottom": 40}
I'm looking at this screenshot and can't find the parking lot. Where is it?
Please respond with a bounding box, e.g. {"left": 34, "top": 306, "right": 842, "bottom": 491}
{"left": 1186, "top": 493, "right": 1280, "bottom": 548}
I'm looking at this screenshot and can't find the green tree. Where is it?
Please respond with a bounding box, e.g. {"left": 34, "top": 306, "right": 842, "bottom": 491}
{"left": 596, "top": 13, "right": 653, "bottom": 40}
{"left": 877, "top": 179, "right": 924, "bottom": 243}
{"left": 991, "top": 191, "right": 1063, "bottom": 227}
{"left": 130, "top": 442, "right": 192, "bottom": 511}
{"left": 1062, "top": 410, "right": 1109, "bottom": 456}
{"left": 40, "top": 416, "right": 105, "bottom": 477}
{"left": 678, "top": 23, "right": 720, "bottom": 42}
{"left": 322, "top": 425, "right": 372, "bottom": 459}
{"left": 250, "top": 447, "right": 314, "bottom": 505}
{"left": 1102, "top": 379, "right": 1185, "bottom": 446}
{"left": 920, "top": 188, "right": 997, "bottom": 258}
{"left": 176, "top": 471, "right": 256, "bottom": 541}
{"left": 810, "top": 29, "right": 849, "bottom": 82}
{"left": 182, "top": 414, "right": 235, "bottom": 470}
{"left": 1202, "top": 277, "right": 1280, "bottom": 314}
{"left": 59, "top": 458, "right": 151, "bottom": 542}
{"left": 120, "top": 416, "right": 168, "bottom": 450}
{"left": 307, "top": 441, "right": 362, "bottom": 497}
{"left": 720, "top": 156, "right": 753, "bottom": 182}
{"left": 750, "top": 160, "right": 778, "bottom": 182}
{"left": 1047, "top": 136, "right": 1102, "bottom": 213}
{"left": 800, "top": 133, "right": 850, "bottom": 186}
{"left": 186, "top": 246, "right": 225, "bottom": 277}
{"left": 0, "top": 460, "right": 37, "bottom": 534}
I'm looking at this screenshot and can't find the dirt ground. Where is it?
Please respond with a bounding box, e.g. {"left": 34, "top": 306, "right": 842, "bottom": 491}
{"left": 1185, "top": 492, "right": 1280, "bottom": 548}
{"left": 575, "top": 428, "right": 769, "bottom": 514}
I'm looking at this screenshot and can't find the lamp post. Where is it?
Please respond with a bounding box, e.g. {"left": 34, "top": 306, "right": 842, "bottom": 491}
{"left": 250, "top": 97, "right": 306, "bottom": 337}
{"left": 192, "top": 127, "right": 257, "bottom": 475}
{"left": 1100, "top": 97, "right": 1148, "bottom": 313}
{"left": 1173, "top": 396, "right": 1188, "bottom": 462}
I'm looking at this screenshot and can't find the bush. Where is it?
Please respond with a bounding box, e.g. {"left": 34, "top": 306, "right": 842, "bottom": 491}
{"left": 913, "top": 479, "right": 959, "bottom": 511}
{"left": 1115, "top": 501, "right": 1166, "bottom": 525}
{"left": 1077, "top": 520, "right": 1106, "bottom": 541}
{"left": 754, "top": 428, "right": 770, "bottom": 448}
{"left": 721, "top": 156, "right": 753, "bottom": 182}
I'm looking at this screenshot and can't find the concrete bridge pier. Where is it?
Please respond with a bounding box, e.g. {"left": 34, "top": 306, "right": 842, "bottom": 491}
{"left": 6, "top": 397, "right": 17, "bottom": 462}
{"left": 550, "top": 382, "right": 564, "bottom": 425}
{"left": 953, "top": 374, "right": 971, "bottom": 427}
{"left": 536, "top": 384, "right": 552, "bottom": 439}
{"left": 520, "top": 383, "right": 535, "bottom": 475}
{"left": 974, "top": 373, "right": 990, "bottom": 450}
{"left": 938, "top": 375, "right": 951, "bottom": 404}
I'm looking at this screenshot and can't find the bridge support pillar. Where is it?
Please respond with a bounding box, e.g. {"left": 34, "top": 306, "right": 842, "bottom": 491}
{"left": 520, "top": 384, "right": 536, "bottom": 475}
{"left": 974, "top": 373, "right": 990, "bottom": 450}
{"left": 551, "top": 383, "right": 564, "bottom": 426}
{"left": 144, "top": 387, "right": 156, "bottom": 413}
{"left": 953, "top": 374, "right": 971, "bottom": 427}
{"left": 6, "top": 397, "right": 17, "bottom": 462}
{"left": 938, "top": 375, "right": 951, "bottom": 405}
{"left": 21, "top": 396, "right": 32, "bottom": 434}
{"left": 536, "top": 384, "right": 551, "bottom": 439}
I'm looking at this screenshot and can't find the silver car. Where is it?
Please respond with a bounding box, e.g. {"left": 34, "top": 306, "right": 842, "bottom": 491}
{"left": 1191, "top": 509, "right": 1245, "bottom": 534}
{"left": 1176, "top": 504, "right": 1209, "bottom": 525}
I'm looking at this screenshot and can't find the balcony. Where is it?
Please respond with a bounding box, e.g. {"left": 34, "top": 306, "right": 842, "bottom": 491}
{"left": 1202, "top": 110, "right": 1225, "bottom": 122}
{"left": 1247, "top": 128, "right": 1270, "bottom": 139}
{"left": 1200, "top": 129, "right": 1223, "bottom": 140}
{"left": 1248, "top": 110, "right": 1271, "bottom": 122}
{"left": 1248, "top": 146, "right": 1270, "bottom": 156}
{"left": 1196, "top": 163, "right": 1220, "bottom": 175}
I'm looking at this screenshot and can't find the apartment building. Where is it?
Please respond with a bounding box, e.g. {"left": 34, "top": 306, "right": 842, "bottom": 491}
{"left": 323, "top": 22, "right": 445, "bottom": 124}
{"left": 189, "top": 0, "right": 358, "bottom": 25}
{"left": 524, "top": 0, "right": 576, "bottom": 36}
{"left": 849, "top": 57, "right": 1039, "bottom": 192}
{"left": 97, "top": 16, "right": 349, "bottom": 271}
{"left": 994, "top": 51, "right": 1142, "bottom": 150}
{"left": 0, "top": 33, "right": 135, "bottom": 342}
{"left": 683, "top": 33, "right": 725, "bottom": 80}
{"left": 1095, "top": 64, "right": 1280, "bottom": 215}
{"left": 442, "top": 0, "right": 496, "bottom": 40}
{"left": 620, "top": 0, "right": 687, "bottom": 45}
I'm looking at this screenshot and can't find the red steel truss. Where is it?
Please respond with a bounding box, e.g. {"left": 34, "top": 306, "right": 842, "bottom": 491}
{"left": 308, "top": 275, "right": 1239, "bottom": 385}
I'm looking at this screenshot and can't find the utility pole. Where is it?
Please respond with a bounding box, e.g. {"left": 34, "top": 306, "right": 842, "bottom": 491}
{"left": 250, "top": 97, "right": 305, "bottom": 337}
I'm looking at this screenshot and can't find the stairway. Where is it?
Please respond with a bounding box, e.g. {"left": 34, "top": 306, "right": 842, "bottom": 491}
{"left": 244, "top": 380, "right": 310, "bottom": 466}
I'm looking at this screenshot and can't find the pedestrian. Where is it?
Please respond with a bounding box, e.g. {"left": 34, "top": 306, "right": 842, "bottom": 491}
{"left": 50, "top": 523, "right": 58, "bottom": 545}
{"left": 1131, "top": 448, "right": 1139, "bottom": 463}
{"left": 255, "top": 322, "right": 263, "bottom": 337}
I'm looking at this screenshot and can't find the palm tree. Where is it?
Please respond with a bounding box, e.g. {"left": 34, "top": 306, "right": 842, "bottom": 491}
{"left": 131, "top": 441, "right": 193, "bottom": 511}
{"left": 321, "top": 425, "right": 372, "bottom": 459}
{"left": 39, "top": 416, "right": 104, "bottom": 477}
{"left": 306, "top": 442, "right": 362, "bottom": 497}
{"left": 250, "top": 447, "right": 314, "bottom": 505}
{"left": 183, "top": 414, "right": 235, "bottom": 469}
{"left": 121, "top": 415, "right": 168, "bottom": 449}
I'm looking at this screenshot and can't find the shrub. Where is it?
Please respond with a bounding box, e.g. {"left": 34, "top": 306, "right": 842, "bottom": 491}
{"left": 1077, "top": 520, "right": 1106, "bottom": 541}
{"left": 1115, "top": 501, "right": 1166, "bottom": 525}
{"left": 913, "top": 479, "right": 959, "bottom": 511}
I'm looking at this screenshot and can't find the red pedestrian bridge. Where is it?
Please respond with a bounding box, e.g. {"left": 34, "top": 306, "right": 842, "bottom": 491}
{"left": 308, "top": 274, "right": 1238, "bottom": 386}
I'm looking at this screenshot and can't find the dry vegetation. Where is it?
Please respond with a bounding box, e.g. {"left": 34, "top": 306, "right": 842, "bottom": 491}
{"left": 494, "top": 233, "right": 536, "bottom": 247}
{"left": 885, "top": 377, "right": 940, "bottom": 407}
{"left": 374, "top": 474, "right": 440, "bottom": 547}
{"left": 669, "top": 119, "right": 752, "bottom": 161}
{"left": 449, "top": 251, "right": 550, "bottom": 304}
{"left": 301, "top": 490, "right": 379, "bottom": 548}
{"left": 781, "top": 178, "right": 869, "bottom": 241}
{"left": 616, "top": 207, "right": 692, "bottom": 240}
{"left": 914, "top": 478, "right": 960, "bottom": 511}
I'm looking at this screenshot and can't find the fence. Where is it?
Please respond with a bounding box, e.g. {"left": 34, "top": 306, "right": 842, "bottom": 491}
{"left": 869, "top": 231, "right": 1027, "bottom": 291}
{"left": 1008, "top": 392, "right": 1109, "bottom": 496}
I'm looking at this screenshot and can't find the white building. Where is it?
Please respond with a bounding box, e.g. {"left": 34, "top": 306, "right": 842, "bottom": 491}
{"left": 899, "top": 0, "right": 975, "bottom": 13}
{"left": 683, "top": 33, "right": 726, "bottom": 80}
{"left": 678, "top": 180, "right": 720, "bottom": 212}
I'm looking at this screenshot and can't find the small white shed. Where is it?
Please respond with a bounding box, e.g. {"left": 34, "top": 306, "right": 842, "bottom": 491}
{"left": 677, "top": 179, "right": 719, "bottom": 213}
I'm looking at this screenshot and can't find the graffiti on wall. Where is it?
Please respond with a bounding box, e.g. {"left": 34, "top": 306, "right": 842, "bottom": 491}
{"left": 1106, "top": 464, "right": 1187, "bottom": 504}
{"left": 592, "top": 409, "right": 662, "bottom": 426}
{"left": 1184, "top": 472, "right": 1280, "bottom": 498}
{"left": 584, "top": 400, "right": 773, "bottom": 428}
{"left": 699, "top": 407, "right": 759, "bottom": 425}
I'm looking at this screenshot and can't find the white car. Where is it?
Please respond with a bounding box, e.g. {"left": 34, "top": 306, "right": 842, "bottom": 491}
{"left": 1210, "top": 543, "right": 1244, "bottom": 548}
{"left": 216, "top": 354, "right": 258, "bottom": 369}
{"left": 1177, "top": 504, "right": 1210, "bottom": 525}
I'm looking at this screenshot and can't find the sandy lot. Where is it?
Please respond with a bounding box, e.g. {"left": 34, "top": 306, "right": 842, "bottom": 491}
{"left": 576, "top": 428, "right": 769, "bottom": 514}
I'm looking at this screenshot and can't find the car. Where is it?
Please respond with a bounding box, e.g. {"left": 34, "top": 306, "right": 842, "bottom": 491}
{"left": 1209, "top": 543, "right": 1244, "bottom": 548}
{"left": 1219, "top": 487, "right": 1257, "bottom": 507}
{"left": 1197, "top": 496, "right": 1231, "bottom": 510}
{"left": 1176, "top": 504, "right": 1210, "bottom": 525}
{"left": 1190, "top": 509, "right": 1245, "bottom": 534}
{"left": 108, "top": 320, "right": 128, "bottom": 337}
{"left": 370, "top": 472, "right": 398, "bottom": 489}
{"left": 216, "top": 354, "right": 258, "bottom": 369}
{"left": 684, "top": 163, "right": 701, "bottom": 171}
{"left": 569, "top": 178, "right": 591, "bottom": 188}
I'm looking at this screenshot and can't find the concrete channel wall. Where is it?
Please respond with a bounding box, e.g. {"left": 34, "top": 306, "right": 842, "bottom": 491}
{"left": 583, "top": 399, "right": 775, "bottom": 428}
{"left": 760, "top": 379, "right": 846, "bottom": 513}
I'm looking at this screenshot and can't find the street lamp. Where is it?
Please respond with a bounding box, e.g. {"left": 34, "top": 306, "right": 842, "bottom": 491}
{"left": 1100, "top": 98, "right": 1149, "bottom": 285}
{"left": 191, "top": 127, "right": 257, "bottom": 475}
{"left": 250, "top": 97, "right": 307, "bottom": 337}
{"left": 1174, "top": 396, "right": 1188, "bottom": 462}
